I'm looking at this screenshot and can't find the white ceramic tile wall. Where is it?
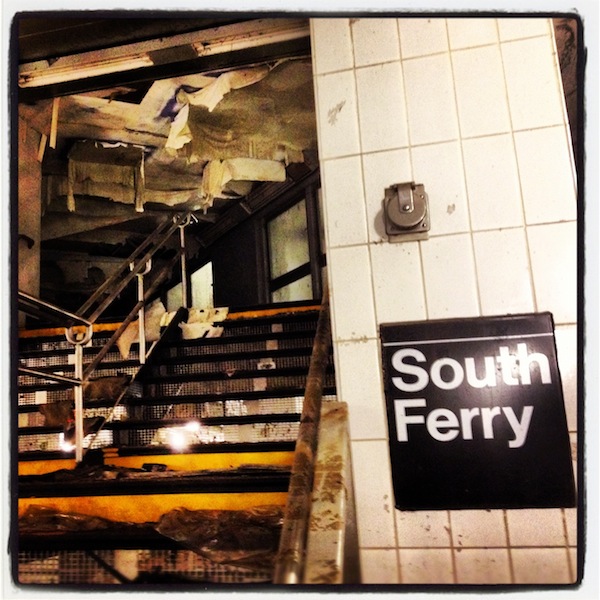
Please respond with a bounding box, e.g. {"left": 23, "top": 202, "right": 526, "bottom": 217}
{"left": 402, "top": 54, "right": 459, "bottom": 145}
{"left": 320, "top": 155, "right": 368, "bottom": 248}
{"left": 452, "top": 44, "right": 511, "bottom": 138}
{"left": 395, "top": 510, "right": 451, "bottom": 547}
{"left": 398, "top": 548, "right": 454, "bottom": 584}
{"left": 514, "top": 126, "right": 577, "bottom": 224}
{"left": 350, "top": 439, "right": 397, "bottom": 548}
{"left": 447, "top": 18, "right": 498, "bottom": 49}
{"left": 501, "top": 36, "right": 565, "bottom": 130}
{"left": 360, "top": 549, "right": 400, "bottom": 584}
{"left": 370, "top": 241, "right": 426, "bottom": 323}
{"left": 311, "top": 18, "right": 354, "bottom": 75}
{"left": 351, "top": 17, "right": 401, "bottom": 67}
{"left": 398, "top": 18, "right": 449, "bottom": 59}
{"left": 497, "top": 17, "right": 550, "bottom": 42}
{"left": 450, "top": 509, "right": 507, "bottom": 547}
{"left": 411, "top": 141, "right": 470, "bottom": 235}
{"left": 420, "top": 234, "right": 480, "bottom": 318}
{"left": 454, "top": 548, "right": 512, "bottom": 584}
{"left": 506, "top": 508, "right": 568, "bottom": 546}
{"left": 356, "top": 62, "right": 409, "bottom": 153}
{"left": 314, "top": 70, "right": 360, "bottom": 160}
{"left": 527, "top": 222, "right": 578, "bottom": 323}
{"left": 336, "top": 339, "right": 388, "bottom": 440}
{"left": 327, "top": 245, "right": 377, "bottom": 341}
{"left": 473, "top": 228, "right": 535, "bottom": 315}
{"left": 565, "top": 506, "right": 577, "bottom": 546}
{"left": 554, "top": 324, "right": 578, "bottom": 431}
{"left": 311, "top": 16, "right": 578, "bottom": 586}
{"left": 512, "top": 548, "right": 573, "bottom": 584}
{"left": 462, "top": 134, "right": 524, "bottom": 230}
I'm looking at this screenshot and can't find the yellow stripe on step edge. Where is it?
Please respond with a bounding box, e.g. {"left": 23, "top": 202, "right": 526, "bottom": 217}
{"left": 18, "top": 459, "right": 77, "bottom": 476}
{"left": 18, "top": 304, "right": 320, "bottom": 338}
{"left": 18, "top": 322, "right": 122, "bottom": 339}
{"left": 19, "top": 492, "right": 288, "bottom": 523}
{"left": 18, "top": 450, "right": 294, "bottom": 476}
{"left": 107, "top": 451, "right": 294, "bottom": 471}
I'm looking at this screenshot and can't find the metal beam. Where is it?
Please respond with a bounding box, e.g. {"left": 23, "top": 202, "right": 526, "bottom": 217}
{"left": 18, "top": 37, "right": 311, "bottom": 103}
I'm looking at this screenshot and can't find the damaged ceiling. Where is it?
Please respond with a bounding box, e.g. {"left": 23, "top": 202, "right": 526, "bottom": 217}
{"left": 17, "top": 16, "right": 318, "bottom": 268}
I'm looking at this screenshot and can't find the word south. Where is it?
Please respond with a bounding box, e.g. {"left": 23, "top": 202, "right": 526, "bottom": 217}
{"left": 391, "top": 343, "right": 552, "bottom": 392}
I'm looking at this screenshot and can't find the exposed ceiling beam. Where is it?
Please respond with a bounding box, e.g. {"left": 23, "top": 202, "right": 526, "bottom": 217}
{"left": 17, "top": 17, "right": 311, "bottom": 103}
{"left": 18, "top": 16, "right": 252, "bottom": 62}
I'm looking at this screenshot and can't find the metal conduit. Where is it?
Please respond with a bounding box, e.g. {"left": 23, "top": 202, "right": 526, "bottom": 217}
{"left": 273, "top": 286, "right": 331, "bottom": 584}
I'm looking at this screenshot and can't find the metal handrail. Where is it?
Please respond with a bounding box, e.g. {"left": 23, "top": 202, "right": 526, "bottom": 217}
{"left": 18, "top": 291, "right": 93, "bottom": 328}
{"left": 18, "top": 367, "right": 81, "bottom": 386}
{"left": 18, "top": 212, "right": 192, "bottom": 462}
{"left": 82, "top": 249, "right": 182, "bottom": 380}
{"left": 77, "top": 212, "right": 190, "bottom": 323}
{"left": 84, "top": 305, "right": 188, "bottom": 454}
{"left": 273, "top": 285, "right": 331, "bottom": 584}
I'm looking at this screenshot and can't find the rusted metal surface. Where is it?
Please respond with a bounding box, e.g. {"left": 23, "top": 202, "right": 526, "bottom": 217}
{"left": 272, "top": 289, "right": 331, "bottom": 584}
{"left": 303, "top": 402, "right": 359, "bottom": 584}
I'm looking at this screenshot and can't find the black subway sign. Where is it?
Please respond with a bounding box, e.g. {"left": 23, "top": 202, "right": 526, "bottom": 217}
{"left": 380, "top": 313, "right": 576, "bottom": 511}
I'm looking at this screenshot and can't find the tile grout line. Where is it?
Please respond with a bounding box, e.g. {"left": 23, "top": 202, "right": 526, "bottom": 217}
{"left": 446, "top": 19, "right": 482, "bottom": 321}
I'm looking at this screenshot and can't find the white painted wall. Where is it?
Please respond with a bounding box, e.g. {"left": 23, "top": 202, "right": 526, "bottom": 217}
{"left": 311, "top": 16, "right": 578, "bottom": 584}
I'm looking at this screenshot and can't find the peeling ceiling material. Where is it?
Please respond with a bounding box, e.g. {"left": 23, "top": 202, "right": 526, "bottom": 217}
{"left": 21, "top": 57, "right": 316, "bottom": 224}
{"left": 200, "top": 158, "right": 286, "bottom": 211}
{"left": 186, "top": 60, "right": 316, "bottom": 165}
{"left": 17, "top": 16, "right": 318, "bottom": 289}
{"left": 66, "top": 141, "right": 146, "bottom": 212}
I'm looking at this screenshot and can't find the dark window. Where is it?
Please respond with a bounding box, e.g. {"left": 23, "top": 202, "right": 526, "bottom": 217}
{"left": 265, "top": 183, "right": 325, "bottom": 304}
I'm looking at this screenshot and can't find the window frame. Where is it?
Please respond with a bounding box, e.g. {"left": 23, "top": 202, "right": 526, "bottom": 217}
{"left": 261, "top": 175, "right": 325, "bottom": 304}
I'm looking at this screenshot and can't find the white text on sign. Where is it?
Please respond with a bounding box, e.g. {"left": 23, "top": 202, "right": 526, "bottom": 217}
{"left": 390, "top": 343, "right": 550, "bottom": 448}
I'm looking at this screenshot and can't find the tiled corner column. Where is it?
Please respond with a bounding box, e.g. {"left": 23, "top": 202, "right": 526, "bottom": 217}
{"left": 310, "top": 17, "right": 578, "bottom": 585}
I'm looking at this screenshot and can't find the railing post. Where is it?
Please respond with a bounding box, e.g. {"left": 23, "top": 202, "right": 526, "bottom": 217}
{"left": 178, "top": 215, "right": 190, "bottom": 309}
{"left": 131, "top": 259, "right": 152, "bottom": 365}
{"left": 65, "top": 324, "right": 93, "bottom": 463}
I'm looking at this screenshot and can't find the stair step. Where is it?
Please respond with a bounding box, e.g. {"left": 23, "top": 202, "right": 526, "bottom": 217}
{"left": 18, "top": 443, "right": 296, "bottom": 472}
{"left": 19, "top": 489, "right": 289, "bottom": 524}
{"left": 144, "top": 364, "right": 334, "bottom": 383}
{"left": 19, "top": 412, "right": 304, "bottom": 437}
{"left": 126, "top": 387, "right": 337, "bottom": 406}
{"left": 154, "top": 345, "right": 321, "bottom": 365}
{"left": 17, "top": 301, "right": 331, "bottom": 514}
{"left": 18, "top": 527, "right": 181, "bottom": 552}
{"left": 18, "top": 464, "right": 291, "bottom": 523}
{"left": 17, "top": 388, "right": 337, "bottom": 414}
{"left": 18, "top": 352, "right": 332, "bottom": 390}
{"left": 19, "top": 465, "right": 291, "bottom": 498}
{"left": 19, "top": 326, "right": 320, "bottom": 361}
{"left": 161, "top": 328, "right": 317, "bottom": 351}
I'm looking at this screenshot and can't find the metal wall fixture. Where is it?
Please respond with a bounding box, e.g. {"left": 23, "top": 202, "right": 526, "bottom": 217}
{"left": 383, "top": 182, "right": 430, "bottom": 242}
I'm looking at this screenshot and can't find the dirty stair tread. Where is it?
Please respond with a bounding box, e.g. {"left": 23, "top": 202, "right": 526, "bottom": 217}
{"left": 19, "top": 464, "right": 292, "bottom": 497}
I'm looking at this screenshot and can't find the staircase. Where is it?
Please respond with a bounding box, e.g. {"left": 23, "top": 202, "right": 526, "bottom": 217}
{"left": 16, "top": 303, "right": 340, "bottom": 585}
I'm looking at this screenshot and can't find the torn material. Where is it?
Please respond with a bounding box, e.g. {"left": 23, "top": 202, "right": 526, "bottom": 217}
{"left": 165, "top": 66, "right": 271, "bottom": 150}
{"left": 178, "top": 306, "right": 229, "bottom": 340}
{"left": 182, "top": 66, "right": 271, "bottom": 112}
{"left": 117, "top": 300, "right": 167, "bottom": 359}
{"left": 199, "top": 158, "right": 286, "bottom": 211}
{"left": 165, "top": 103, "right": 192, "bottom": 150}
